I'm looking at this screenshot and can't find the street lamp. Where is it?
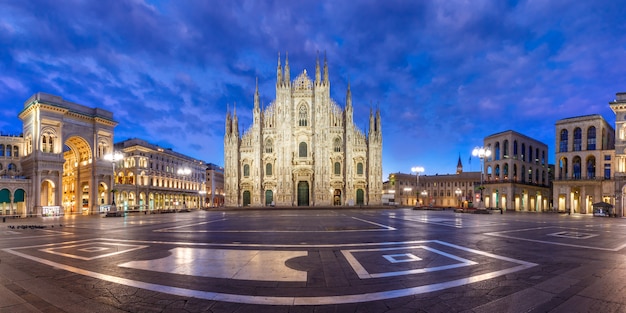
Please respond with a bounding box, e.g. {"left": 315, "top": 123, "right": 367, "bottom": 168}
{"left": 104, "top": 151, "right": 123, "bottom": 210}
{"left": 455, "top": 188, "right": 462, "bottom": 208}
{"left": 472, "top": 146, "right": 492, "bottom": 209}
{"left": 411, "top": 166, "right": 425, "bottom": 206}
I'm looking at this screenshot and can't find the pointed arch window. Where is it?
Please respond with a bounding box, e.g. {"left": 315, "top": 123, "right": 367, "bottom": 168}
{"left": 298, "top": 105, "right": 308, "bottom": 126}
{"left": 299, "top": 142, "right": 307, "bottom": 158}
{"left": 265, "top": 163, "right": 272, "bottom": 176}
{"left": 243, "top": 164, "right": 250, "bottom": 177}
{"left": 333, "top": 137, "right": 342, "bottom": 152}
{"left": 265, "top": 138, "right": 273, "bottom": 153}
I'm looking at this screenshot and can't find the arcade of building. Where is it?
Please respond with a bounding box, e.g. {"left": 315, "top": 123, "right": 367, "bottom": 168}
{"left": 0, "top": 93, "right": 208, "bottom": 217}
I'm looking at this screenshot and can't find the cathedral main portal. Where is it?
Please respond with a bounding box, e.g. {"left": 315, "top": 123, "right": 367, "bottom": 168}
{"left": 297, "top": 181, "right": 309, "bottom": 206}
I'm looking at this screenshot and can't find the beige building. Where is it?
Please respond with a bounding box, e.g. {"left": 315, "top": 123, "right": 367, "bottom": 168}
{"left": 0, "top": 134, "right": 30, "bottom": 215}
{"left": 553, "top": 115, "right": 615, "bottom": 214}
{"left": 206, "top": 163, "right": 224, "bottom": 207}
{"left": 384, "top": 157, "right": 480, "bottom": 207}
{"left": 0, "top": 93, "right": 209, "bottom": 216}
{"left": 481, "top": 130, "right": 551, "bottom": 211}
{"left": 224, "top": 54, "right": 383, "bottom": 207}
{"left": 610, "top": 92, "right": 626, "bottom": 216}
{"left": 111, "top": 138, "right": 206, "bottom": 212}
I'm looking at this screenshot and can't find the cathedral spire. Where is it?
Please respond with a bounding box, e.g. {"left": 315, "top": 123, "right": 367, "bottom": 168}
{"left": 323, "top": 51, "right": 329, "bottom": 84}
{"left": 376, "top": 103, "right": 381, "bottom": 133}
{"left": 233, "top": 102, "right": 239, "bottom": 135}
{"left": 276, "top": 52, "right": 282, "bottom": 86}
{"left": 225, "top": 103, "right": 232, "bottom": 135}
{"left": 284, "top": 51, "right": 290, "bottom": 85}
{"left": 456, "top": 154, "right": 463, "bottom": 174}
{"left": 254, "top": 77, "right": 260, "bottom": 111}
{"left": 315, "top": 51, "right": 321, "bottom": 84}
{"left": 346, "top": 79, "right": 352, "bottom": 109}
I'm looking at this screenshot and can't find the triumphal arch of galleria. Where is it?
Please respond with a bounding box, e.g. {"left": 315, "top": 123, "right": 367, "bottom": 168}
{"left": 1, "top": 92, "right": 117, "bottom": 216}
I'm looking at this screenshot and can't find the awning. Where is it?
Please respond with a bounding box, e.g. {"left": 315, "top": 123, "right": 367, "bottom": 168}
{"left": 0, "top": 189, "right": 9, "bottom": 203}
{"left": 13, "top": 189, "right": 25, "bottom": 202}
{"left": 592, "top": 202, "right": 613, "bottom": 209}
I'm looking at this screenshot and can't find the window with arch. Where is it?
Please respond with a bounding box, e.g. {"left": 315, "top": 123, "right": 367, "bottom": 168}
{"left": 299, "top": 142, "right": 307, "bottom": 158}
{"left": 243, "top": 164, "right": 250, "bottom": 177}
{"left": 265, "top": 163, "right": 272, "bottom": 176}
{"left": 559, "top": 157, "right": 568, "bottom": 179}
{"left": 503, "top": 163, "right": 509, "bottom": 179}
{"left": 334, "top": 162, "right": 340, "bottom": 175}
{"left": 357, "top": 162, "right": 363, "bottom": 175}
{"left": 6, "top": 145, "right": 11, "bottom": 157}
{"left": 573, "top": 127, "right": 582, "bottom": 151}
{"left": 587, "top": 126, "right": 596, "bottom": 150}
{"left": 586, "top": 156, "right": 596, "bottom": 179}
{"left": 333, "top": 137, "right": 342, "bottom": 152}
{"left": 559, "top": 129, "right": 568, "bottom": 152}
{"left": 494, "top": 142, "right": 500, "bottom": 160}
{"left": 521, "top": 143, "right": 525, "bottom": 161}
{"left": 265, "top": 138, "right": 273, "bottom": 153}
{"left": 298, "top": 105, "right": 308, "bottom": 126}
{"left": 573, "top": 156, "right": 581, "bottom": 179}
{"left": 13, "top": 145, "right": 18, "bottom": 158}
{"left": 0, "top": 144, "right": 4, "bottom": 157}
{"left": 503, "top": 140, "right": 509, "bottom": 158}
{"left": 513, "top": 141, "right": 518, "bottom": 158}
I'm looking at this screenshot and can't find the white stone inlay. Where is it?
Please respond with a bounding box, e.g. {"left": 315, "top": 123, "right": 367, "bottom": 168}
{"left": 79, "top": 247, "right": 110, "bottom": 252}
{"left": 548, "top": 231, "right": 598, "bottom": 239}
{"left": 40, "top": 242, "right": 148, "bottom": 260}
{"left": 342, "top": 245, "right": 478, "bottom": 279}
{"left": 119, "top": 248, "right": 308, "bottom": 282}
{"left": 383, "top": 253, "right": 422, "bottom": 263}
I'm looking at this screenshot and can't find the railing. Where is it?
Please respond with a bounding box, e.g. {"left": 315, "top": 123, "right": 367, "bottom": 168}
{"left": 479, "top": 179, "right": 550, "bottom": 187}
{"left": 553, "top": 176, "right": 609, "bottom": 182}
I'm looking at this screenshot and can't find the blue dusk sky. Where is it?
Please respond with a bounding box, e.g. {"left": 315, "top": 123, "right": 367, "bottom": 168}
{"left": 1, "top": 0, "right": 626, "bottom": 178}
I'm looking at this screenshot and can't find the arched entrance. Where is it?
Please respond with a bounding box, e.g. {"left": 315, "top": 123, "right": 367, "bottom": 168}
{"left": 41, "top": 180, "right": 55, "bottom": 207}
{"left": 297, "top": 181, "right": 309, "bottom": 206}
{"left": 333, "top": 189, "right": 342, "bottom": 205}
{"left": 265, "top": 190, "right": 273, "bottom": 206}
{"left": 356, "top": 189, "right": 364, "bottom": 205}
{"left": 243, "top": 190, "right": 251, "bottom": 206}
{"left": 0, "top": 189, "right": 10, "bottom": 215}
{"left": 18, "top": 93, "right": 117, "bottom": 216}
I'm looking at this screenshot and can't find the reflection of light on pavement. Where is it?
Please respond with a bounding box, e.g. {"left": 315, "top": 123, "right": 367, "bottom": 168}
{"left": 119, "top": 248, "right": 308, "bottom": 281}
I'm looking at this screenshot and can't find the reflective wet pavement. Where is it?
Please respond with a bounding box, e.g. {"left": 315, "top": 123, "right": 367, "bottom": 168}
{"left": 1, "top": 209, "right": 625, "bottom": 312}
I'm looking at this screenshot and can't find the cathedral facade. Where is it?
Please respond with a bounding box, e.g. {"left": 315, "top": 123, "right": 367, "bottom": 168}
{"left": 224, "top": 54, "right": 383, "bottom": 207}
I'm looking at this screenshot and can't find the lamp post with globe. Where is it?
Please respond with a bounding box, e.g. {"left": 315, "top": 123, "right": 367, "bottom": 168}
{"left": 411, "top": 166, "right": 425, "bottom": 206}
{"left": 472, "top": 146, "right": 491, "bottom": 209}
